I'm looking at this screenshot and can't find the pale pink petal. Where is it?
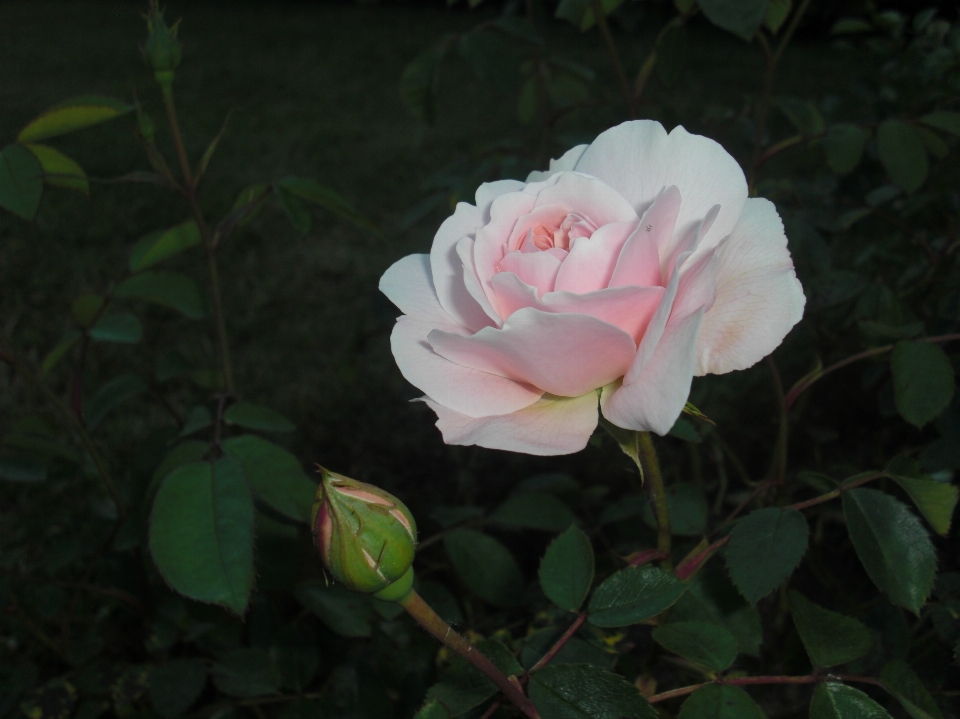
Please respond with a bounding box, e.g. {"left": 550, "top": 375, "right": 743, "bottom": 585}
{"left": 526, "top": 145, "right": 589, "bottom": 183}
{"left": 429, "top": 202, "right": 493, "bottom": 332}
{"left": 425, "top": 391, "right": 599, "bottom": 456}
{"left": 379, "top": 254, "right": 448, "bottom": 324}
{"left": 574, "top": 121, "right": 747, "bottom": 253}
{"left": 540, "top": 286, "right": 665, "bottom": 343}
{"left": 428, "top": 308, "right": 637, "bottom": 397}
{"left": 695, "top": 198, "right": 806, "bottom": 376}
{"left": 600, "top": 308, "right": 704, "bottom": 434}
{"left": 533, "top": 172, "right": 638, "bottom": 226}
{"left": 670, "top": 238, "right": 724, "bottom": 323}
{"left": 473, "top": 191, "right": 539, "bottom": 314}
{"left": 661, "top": 204, "right": 719, "bottom": 284}
{"left": 391, "top": 316, "right": 542, "bottom": 418}
{"left": 457, "top": 237, "right": 503, "bottom": 324}
{"left": 609, "top": 186, "right": 681, "bottom": 288}
{"left": 491, "top": 272, "right": 540, "bottom": 319}
{"left": 498, "top": 251, "right": 564, "bottom": 296}
{"left": 508, "top": 204, "right": 574, "bottom": 251}
{"left": 554, "top": 222, "right": 635, "bottom": 294}
{"left": 476, "top": 180, "right": 525, "bottom": 221}
{"left": 623, "top": 251, "right": 684, "bottom": 384}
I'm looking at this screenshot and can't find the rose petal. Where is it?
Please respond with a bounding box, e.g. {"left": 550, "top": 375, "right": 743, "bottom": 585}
{"left": 600, "top": 308, "right": 704, "bottom": 434}
{"left": 554, "top": 222, "right": 635, "bottom": 294}
{"left": 661, "top": 204, "right": 719, "bottom": 284}
{"left": 425, "top": 391, "right": 599, "bottom": 456}
{"left": 476, "top": 180, "right": 525, "bottom": 222}
{"left": 498, "top": 250, "right": 564, "bottom": 296}
{"left": 623, "top": 249, "right": 684, "bottom": 384}
{"left": 532, "top": 172, "right": 638, "bottom": 227}
{"left": 695, "top": 198, "right": 806, "bottom": 375}
{"left": 574, "top": 121, "right": 747, "bottom": 253}
{"left": 670, "top": 238, "right": 724, "bottom": 323}
{"left": 526, "top": 144, "right": 590, "bottom": 183}
{"left": 391, "top": 316, "right": 542, "bottom": 418}
{"left": 429, "top": 202, "right": 494, "bottom": 332}
{"left": 491, "top": 272, "right": 665, "bottom": 341}
{"left": 457, "top": 237, "right": 504, "bottom": 324}
{"left": 609, "top": 185, "right": 681, "bottom": 289}
{"left": 379, "top": 254, "right": 448, "bottom": 323}
{"left": 428, "top": 307, "right": 637, "bottom": 397}
{"left": 473, "top": 191, "right": 540, "bottom": 314}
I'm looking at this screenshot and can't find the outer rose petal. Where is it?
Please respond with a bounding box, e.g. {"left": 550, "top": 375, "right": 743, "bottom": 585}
{"left": 379, "top": 254, "right": 448, "bottom": 324}
{"left": 476, "top": 180, "right": 525, "bottom": 222}
{"left": 428, "top": 308, "right": 637, "bottom": 397}
{"left": 609, "top": 185, "right": 681, "bottom": 289}
{"left": 425, "top": 391, "right": 599, "bottom": 456}
{"left": 601, "top": 308, "right": 704, "bottom": 434}
{"left": 532, "top": 172, "right": 638, "bottom": 227}
{"left": 429, "top": 202, "right": 494, "bottom": 332}
{"left": 554, "top": 222, "right": 635, "bottom": 294}
{"left": 391, "top": 316, "right": 542, "bottom": 418}
{"left": 526, "top": 144, "right": 589, "bottom": 183}
{"left": 574, "top": 121, "right": 747, "bottom": 254}
{"left": 695, "top": 198, "right": 805, "bottom": 376}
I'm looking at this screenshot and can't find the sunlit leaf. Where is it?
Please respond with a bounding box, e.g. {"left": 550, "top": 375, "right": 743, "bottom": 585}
{"left": 18, "top": 96, "right": 132, "bottom": 142}
{"left": 24, "top": 144, "right": 88, "bottom": 194}
{"left": 129, "top": 221, "right": 202, "bottom": 272}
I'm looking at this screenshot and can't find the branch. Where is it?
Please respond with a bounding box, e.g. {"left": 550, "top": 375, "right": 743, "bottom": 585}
{"left": 637, "top": 432, "right": 672, "bottom": 570}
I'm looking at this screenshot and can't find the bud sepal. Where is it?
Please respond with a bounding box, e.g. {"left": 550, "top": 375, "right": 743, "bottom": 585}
{"left": 311, "top": 468, "right": 417, "bottom": 595}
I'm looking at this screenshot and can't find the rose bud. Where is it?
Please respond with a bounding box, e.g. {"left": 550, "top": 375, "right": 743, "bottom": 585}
{"left": 143, "top": 1, "right": 182, "bottom": 76}
{"left": 311, "top": 468, "right": 418, "bottom": 599}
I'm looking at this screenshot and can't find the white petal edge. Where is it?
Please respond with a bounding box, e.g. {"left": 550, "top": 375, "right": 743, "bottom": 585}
{"left": 695, "top": 197, "right": 806, "bottom": 376}
{"left": 379, "top": 254, "right": 450, "bottom": 324}
{"left": 424, "top": 391, "right": 599, "bottom": 456}
{"left": 525, "top": 144, "right": 590, "bottom": 183}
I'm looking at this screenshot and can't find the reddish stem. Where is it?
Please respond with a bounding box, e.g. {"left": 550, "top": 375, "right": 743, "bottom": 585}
{"left": 530, "top": 614, "right": 587, "bottom": 672}
{"left": 648, "top": 674, "right": 884, "bottom": 704}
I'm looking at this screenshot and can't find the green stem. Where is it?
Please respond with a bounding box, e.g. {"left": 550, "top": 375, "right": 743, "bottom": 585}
{"left": 590, "top": 0, "right": 633, "bottom": 115}
{"left": 398, "top": 590, "right": 540, "bottom": 718}
{"left": 0, "top": 346, "right": 125, "bottom": 521}
{"left": 637, "top": 431, "right": 672, "bottom": 570}
{"left": 159, "top": 81, "right": 194, "bottom": 190}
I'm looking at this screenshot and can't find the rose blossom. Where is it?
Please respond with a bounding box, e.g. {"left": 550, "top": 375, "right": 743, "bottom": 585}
{"left": 379, "top": 120, "right": 805, "bottom": 456}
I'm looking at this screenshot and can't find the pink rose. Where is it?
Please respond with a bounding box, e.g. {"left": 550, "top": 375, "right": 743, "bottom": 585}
{"left": 380, "top": 121, "right": 805, "bottom": 456}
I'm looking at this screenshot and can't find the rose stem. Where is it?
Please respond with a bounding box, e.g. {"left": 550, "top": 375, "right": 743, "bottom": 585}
{"left": 637, "top": 432, "right": 672, "bottom": 571}
{"left": 397, "top": 590, "right": 540, "bottom": 719}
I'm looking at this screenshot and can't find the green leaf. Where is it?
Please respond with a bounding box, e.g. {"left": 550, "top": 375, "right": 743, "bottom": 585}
{"left": 275, "top": 177, "right": 378, "bottom": 234}
{"left": 294, "top": 581, "right": 373, "bottom": 637}
{"left": 413, "top": 699, "right": 451, "bottom": 719}
{"left": 668, "top": 569, "right": 763, "bottom": 657}
{"left": 842, "top": 488, "right": 936, "bottom": 613}
{"left": 587, "top": 565, "right": 687, "bottom": 627}
{"left": 179, "top": 406, "right": 212, "bottom": 437}
{"left": 149, "top": 458, "right": 255, "bottom": 614}
{"left": 41, "top": 331, "right": 80, "bottom": 376}
{"left": 725, "top": 507, "right": 809, "bottom": 604}
{"left": 877, "top": 120, "right": 928, "bottom": 193}
{"left": 697, "top": 0, "right": 769, "bottom": 41}
{"left": 71, "top": 294, "right": 106, "bottom": 327}
{"left": 0, "top": 456, "right": 46, "bottom": 483}
{"left": 222, "top": 435, "right": 316, "bottom": 523}
{"left": 83, "top": 373, "right": 148, "bottom": 430}
{"left": 114, "top": 272, "right": 206, "bottom": 319}
{"left": 400, "top": 42, "right": 449, "bottom": 124}
{"left": 916, "top": 126, "right": 949, "bottom": 159}
{"left": 539, "top": 525, "right": 594, "bottom": 612}
{"left": 223, "top": 401, "right": 295, "bottom": 433}
{"left": 196, "top": 112, "right": 230, "bottom": 180}
{"left": 920, "top": 111, "right": 960, "bottom": 138}
{"left": 788, "top": 591, "right": 873, "bottom": 667}
{"left": 641, "top": 482, "right": 708, "bottom": 536}
{"left": 775, "top": 97, "right": 824, "bottom": 136}
{"left": 529, "top": 664, "right": 657, "bottom": 719}
{"left": 492, "top": 492, "right": 577, "bottom": 531}
{"left": 764, "top": 0, "right": 791, "bottom": 32}
{"left": 148, "top": 659, "right": 206, "bottom": 719}
{"left": 810, "top": 682, "right": 894, "bottom": 719}
{"left": 24, "top": 144, "right": 88, "bottom": 194}
{"left": 129, "top": 222, "right": 202, "bottom": 272}
{"left": 273, "top": 183, "right": 311, "bottom": 235}
{"left": 652, "top": 622, "right": 738, "bottom": 671}
{"left": 18, "top": 96, "right": 132, "bottom": 143}
{"left": 444, "top": 529, "right": 524, "bottom": 608}
{"left": 212, "top": 648, "right": 280, "bottom": 698}
{"left": 89, "top": 313, "right": 143, "bottom": 344}
{"left": 880, "top": 659, "right": 943, "bottom": 719}
{"left": 427, "top": 639, "right": 519, "bottom": 715}
{"left": 885, "top": 471, "right": 957, "bottom": 537}
{"left": 890, "top": 341, "right": 955, "bottom": 428}
{"left": 678, "top": 684, "right": 764, "bottom": 719}
{"left": 554, "top": 0, "right": 590, "bottom": 25}
{"left": 0, "top": 144, "right": 43, "bottom": 220}
{"left": 149, "top": 441, "right": 210, "bottom": 498}
{"left": 824, "top": 124, "right": 868, "bottom": 174}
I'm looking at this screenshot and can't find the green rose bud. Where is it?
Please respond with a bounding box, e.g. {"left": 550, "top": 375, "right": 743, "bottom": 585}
{"left": 311, "top": 468, "right": 417, "bottom": 598}
{"left": 143, "top": 1, "right": 182, "bottom": 74}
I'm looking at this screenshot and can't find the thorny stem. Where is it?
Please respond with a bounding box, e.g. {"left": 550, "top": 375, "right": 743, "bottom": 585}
{"left": 158, "top": 78, "right": 236, "bottom": 395}
{"left": 648, "top": 674, "right": 884, "bottom": 704}
{"left": 590, "top": 0, "right": 633, "bottom": 115}
{"left": 399, "top": 590, "right": 540, "bottom": 718}
{"left": 784, "top": 333, "right": 960, "bottom": 411}
{"left": 529, "top": 613, "right": 587, "bottom": 672}
{"left": 0, "top": 345, "right": 125, "bottom": 521}
{"left": 747, "top": 0, "right": 815, "bottom": 193}
{"left": 637, "top": 432, "right": 672, "bottom": 571}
